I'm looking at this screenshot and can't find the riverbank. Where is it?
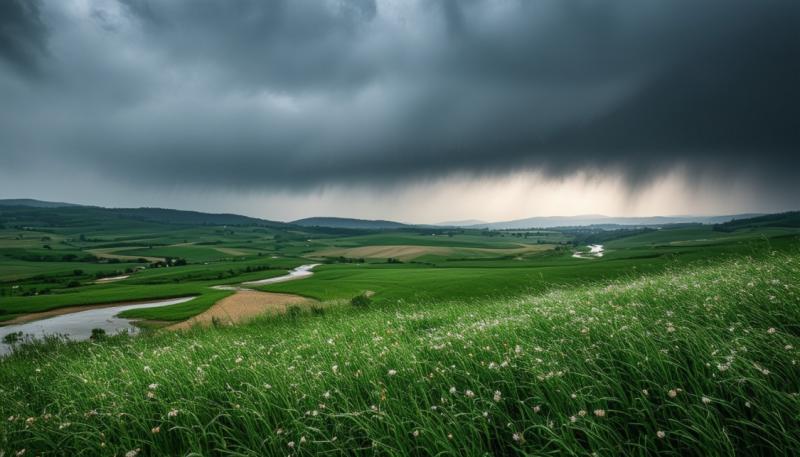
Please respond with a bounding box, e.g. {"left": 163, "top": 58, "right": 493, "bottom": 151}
{"left": 1, "top": 265, "right": 321, "bottom": 352}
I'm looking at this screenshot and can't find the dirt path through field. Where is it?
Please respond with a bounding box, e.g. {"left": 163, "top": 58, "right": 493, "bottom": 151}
{"left": 169, "top": 290, "right": 311, "bottom": 330}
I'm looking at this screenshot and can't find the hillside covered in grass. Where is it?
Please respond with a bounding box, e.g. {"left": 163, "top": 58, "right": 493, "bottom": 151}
{"left": 2, "top": 252, "right": 799, "bottom": 456}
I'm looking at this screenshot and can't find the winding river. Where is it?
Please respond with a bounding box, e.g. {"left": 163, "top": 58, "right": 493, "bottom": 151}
{"left": 0, "top": 297, "right": 194, "bottom": 356}
{"left": 572, "top": 244, "right": 604, "bottom": 259}
{"left": 0, "top": 264, "right": 319, "bottom": 356}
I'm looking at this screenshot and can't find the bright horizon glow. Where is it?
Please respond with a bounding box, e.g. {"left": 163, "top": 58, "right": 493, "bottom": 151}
{"left": 0, "top": 167, "right": 787, "bottom": 224}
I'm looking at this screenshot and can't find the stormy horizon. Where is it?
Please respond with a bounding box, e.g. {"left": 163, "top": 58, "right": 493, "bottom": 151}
{"left": 1, "top": 0, "right": 798, "bottom": 222}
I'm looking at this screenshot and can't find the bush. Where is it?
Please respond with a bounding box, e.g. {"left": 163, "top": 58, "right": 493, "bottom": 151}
{"left": 90, "top": 328, "right": 107, "bottom": 341}
{"left": 286, "top": 305, "right": 303, "bottom": 320}
{"left": 310, "top": 305, "right": 325, "bottom": 316}
{"left": 350, "top": 293, "right": 372, "bottom": 308}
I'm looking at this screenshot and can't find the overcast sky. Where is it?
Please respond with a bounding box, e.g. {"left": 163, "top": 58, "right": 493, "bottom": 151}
{"left": 0, "top": 0, "right": 798, "bottom": 223}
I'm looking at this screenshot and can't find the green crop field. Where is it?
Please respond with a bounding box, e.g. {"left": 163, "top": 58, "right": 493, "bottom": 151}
{"left": 1, "top": 206, "right": 799, "bottom": 455}
{"left": 2, "top": 249, "right": 799, "bottom": 455}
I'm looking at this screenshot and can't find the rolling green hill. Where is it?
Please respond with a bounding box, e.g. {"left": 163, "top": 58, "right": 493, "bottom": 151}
{"left": 713, "top": 211, "right": 800, "bottom": 231}
{"left": 292, "top": 216, "right": 411, "bottom": 229}
{"left": 0, "top": 199, "right": 80, "bottom": 208}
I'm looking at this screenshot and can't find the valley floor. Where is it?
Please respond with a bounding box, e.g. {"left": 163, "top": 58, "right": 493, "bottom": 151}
{"left": 1, "top": 253, "right": 799, "bottom": 455}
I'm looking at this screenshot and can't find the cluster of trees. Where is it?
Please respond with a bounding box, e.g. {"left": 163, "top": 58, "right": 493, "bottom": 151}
{"left": 4, "top": 252, "right": 100, "bottom": 263}
{"left": 506, "top": 231, "right": 546, "bottom": 239}
{"left": 328, "top": 256, "right": 366, "bottom": 264}
{"left": 149, "top": 257, "right": 188, "bottom": 268}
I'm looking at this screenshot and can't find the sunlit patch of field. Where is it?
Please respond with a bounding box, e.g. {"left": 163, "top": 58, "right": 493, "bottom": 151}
{"left": 212, "top": 247, "right": 253, "bottom": 256}
{"left": 86, "top": 247, "right": 164, "bottom": 263}
{"left": 1, "top": 253, "right": 798, "bottom": 455}
{"left": 311, "top": 243, "right": 553, "bottom": 261}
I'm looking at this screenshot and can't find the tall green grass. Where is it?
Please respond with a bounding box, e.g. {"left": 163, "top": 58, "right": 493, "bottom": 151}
{"left": 1, "top": 253, "right": 798, "bottom": 455}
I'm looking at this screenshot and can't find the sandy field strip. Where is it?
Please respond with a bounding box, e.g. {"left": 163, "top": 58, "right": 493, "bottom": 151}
{"left": 87, "top": 247, "right": 164, "bottom": 263}
{"left": 213, "top": 247, "right": 251, "bottom": 256}
{"left": 169, "top": 290, "right": 311, "bottom": 330}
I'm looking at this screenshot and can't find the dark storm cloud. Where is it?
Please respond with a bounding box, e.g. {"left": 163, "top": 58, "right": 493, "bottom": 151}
{"left": 119, "top": 0, "right": 379, "bottom": 91}
{"left": 0, "top": 0, "right": 47, "bottom": 76}
{"left": 0, "top": 0, "right": 798, "bottom": 200}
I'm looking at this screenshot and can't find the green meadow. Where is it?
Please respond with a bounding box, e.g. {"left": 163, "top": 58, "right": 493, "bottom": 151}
{"left": 1, "top": 205, "right": 799, "bottom": 455}
{"left": 2, "top": 250, "right": 798, "bottom": 455}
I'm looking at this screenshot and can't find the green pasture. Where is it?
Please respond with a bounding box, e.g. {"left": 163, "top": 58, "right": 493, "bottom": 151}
{"left": 1, "top": 251, "right": 798, "bottom": 455}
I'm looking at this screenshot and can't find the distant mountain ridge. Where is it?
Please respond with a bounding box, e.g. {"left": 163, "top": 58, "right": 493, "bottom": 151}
{"left": 292, "top": 217, "right": 410, "bottom": 229}
{"left": 0, "top": 199, "right": 285, "bottom": 227}
{"left": 0, "top": 198, "right": 780, "bottom": 230}
{"left": 436, "top": 219, "right": 487, "bottom": 227}
{"left": 0, "top": 198, "right": 81, "bottom": 208}
{"left": 460, "top": 214, "right": 765, "bottom": 230}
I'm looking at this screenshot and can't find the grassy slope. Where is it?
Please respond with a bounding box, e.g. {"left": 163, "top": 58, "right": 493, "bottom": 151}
{"left": 258, "top": 259, "right": 664, "bottom": 302}
{"left": 261, "top": 233, "right": 799, "bottom": 302}
{"left": 1, "top": 253, "right": 798, "bottom": 455}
